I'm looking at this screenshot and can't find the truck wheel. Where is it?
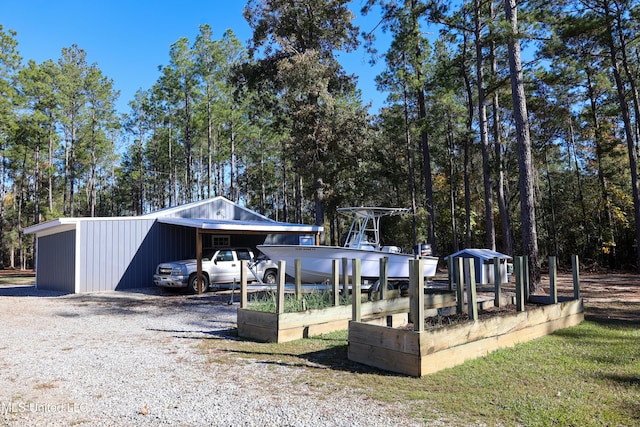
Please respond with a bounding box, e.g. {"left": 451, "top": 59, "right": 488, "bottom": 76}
{"left": 263, "top": 269, "right": 277, "bottom": 284}
{"left": 189, "top": 274, "right": 209, "bottom": 294}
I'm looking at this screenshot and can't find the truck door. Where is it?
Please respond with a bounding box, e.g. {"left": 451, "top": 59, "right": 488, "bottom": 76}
{"left": 211, "top": 249, "right": 238, "bottom": 284}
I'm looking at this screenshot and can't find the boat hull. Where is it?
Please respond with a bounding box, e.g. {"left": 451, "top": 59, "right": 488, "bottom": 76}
{"left": 257, "top": 245, "right": 439, "bottom": 284}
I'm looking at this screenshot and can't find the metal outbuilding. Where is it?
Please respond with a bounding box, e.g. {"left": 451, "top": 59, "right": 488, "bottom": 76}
{"left": 445, "top": 248, "right": 512, "bottom": 284}
{"left": 24, "top": 197, "right": 322, "bottom": 294}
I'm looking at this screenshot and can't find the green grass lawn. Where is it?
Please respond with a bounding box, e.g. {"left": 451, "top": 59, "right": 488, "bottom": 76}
{"left": 202, "top": 301, "right": 640, "bottom": 426}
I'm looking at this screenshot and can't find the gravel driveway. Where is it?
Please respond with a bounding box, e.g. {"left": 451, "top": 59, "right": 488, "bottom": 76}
{"left": 0, "top": 285, "right": 423, "bottom": 427}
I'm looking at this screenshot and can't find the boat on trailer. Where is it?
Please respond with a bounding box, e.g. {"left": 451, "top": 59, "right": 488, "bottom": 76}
{"left": 257, "top": 207, "right": 439, "bottom": 285}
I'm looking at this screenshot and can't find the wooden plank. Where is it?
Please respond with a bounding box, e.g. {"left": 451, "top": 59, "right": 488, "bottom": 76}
{"left": 572, "top": 255, "right": 581, "bottom": 300}
{"left": 240, "top": 260, "right": 248, "bottom": 308}
{"left": 417, "top": 299, "right": 584, "bottom": 353}
{"left": 493, "top": 257, "right": 501, "bottom": 307}
{"left": 276, "top": 260, "right": 285, "bottom": 314}
{"left": 549, "top": 256, "right": 557, "bottom": 304}
{"left": 515, "top": 257, "right": 525, "bottom": 311}
{"left": 332, "top": 259, "right": 340, "bottom": 306}
{"left": 349, "top": 341, "right": 422, "bottom": 377}
{"left": 295, "top": 259, "right": 302, "bottom": 301}
{"left": 465, "top": 258, "right": 478, "bottom": 321}
{"left": 455, "top": 257, "right": 464, "bottom": 314}
{"left": 416, "top": 312, "right": 585, "bottom": 376}
{"left": 380, "top": 256, "right": 388, "bottom": 301}
{"left": 447, "top": 256, "right": 454, "bottom": 291}
{"left": 342, "top": 258, "right": 349, "bottom": 294}
{"left": 411, "top": 259, "right": 425, "bottom": 332}
{"left": 352, "top": 258, "right": 361, "bottom": 322}
{"left": 348, "top": 321, "right": 422, "bottom": 354}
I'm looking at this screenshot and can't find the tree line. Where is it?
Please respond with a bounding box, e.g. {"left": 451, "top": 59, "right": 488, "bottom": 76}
{"left": 1, "top": 0, "right": 639, "bottom": 288}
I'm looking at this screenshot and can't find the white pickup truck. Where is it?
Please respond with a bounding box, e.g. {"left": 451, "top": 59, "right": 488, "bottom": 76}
{"left": 153, "top": 247, "right": 278, "bottom": 293}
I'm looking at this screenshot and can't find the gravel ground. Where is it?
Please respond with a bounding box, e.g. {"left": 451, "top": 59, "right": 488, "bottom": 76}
{"left": 0, "top": 284, "right": 428, "bottom": 427}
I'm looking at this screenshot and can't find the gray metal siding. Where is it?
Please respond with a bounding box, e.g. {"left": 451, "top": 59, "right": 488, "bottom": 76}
{"left": 36, "top": 230, "right": 76, "bottom": 293}
{"left": 79, "top": 219, "right": 157, "bottom": 292}
{"left": 165, "top": 198, "right": 269, "bottom": 222}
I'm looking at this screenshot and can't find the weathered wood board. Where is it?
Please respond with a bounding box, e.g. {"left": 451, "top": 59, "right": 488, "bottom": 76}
{"left": 348, "top": 298, "right": 584, "bottom": 377}
{"left": 237, "top": 291, "right": 455, "bottom": 343}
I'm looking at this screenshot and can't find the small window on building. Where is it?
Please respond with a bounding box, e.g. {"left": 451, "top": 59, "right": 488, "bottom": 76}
{"left": 211, "top": 235, "right": 230, "bottom": 247}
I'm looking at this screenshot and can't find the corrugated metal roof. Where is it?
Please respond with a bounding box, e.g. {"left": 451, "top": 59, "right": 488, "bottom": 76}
{"left": 445, "top": 248, "right": 512, "bottom": 261}
{"left": 157, "top": 217, "right": 322, "bottom": 233}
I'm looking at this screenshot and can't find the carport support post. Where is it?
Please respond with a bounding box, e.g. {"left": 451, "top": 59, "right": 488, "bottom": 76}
{"left": 494, "top": 256, "right": 502, "bottom": 307}
{"left": 379, "top": 257, "right": 388, "bottom": 300}
{"left": 294, "top": 259, "right": 302, "bottom": 301}
{"left": 331, "top": 259, "right": 340, "bottom": 306}
{"left": 411, "top": 259, "right": 425, "bottom": 332}
{"left": 196, "top": 229, "right": 203, "bottom": 295}
{"left": 351, "top": 258, "right": 361, "bottom": 322}
{"left": 549, "top": 256, "right": 558, "bottom": 304}
{"left": 572, "top": 255, "right": 581, "bottom": 300}
{"left": 276, "top": 260, "right": 286, "bottom": 315}
{"left": 240, "top": 260, "right": 248, "bottom": 308}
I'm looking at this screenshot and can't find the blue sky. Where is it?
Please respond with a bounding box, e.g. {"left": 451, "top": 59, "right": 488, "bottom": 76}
{"left": 1, "top": 0, "right": 389, "bottom": 116}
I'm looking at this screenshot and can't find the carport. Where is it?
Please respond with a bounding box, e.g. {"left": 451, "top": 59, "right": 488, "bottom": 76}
{"left": 24, "top": 197, "right": 322, "bottom": 293}
{"left": 156, "top": 217, "right": 323, "bottom": 293}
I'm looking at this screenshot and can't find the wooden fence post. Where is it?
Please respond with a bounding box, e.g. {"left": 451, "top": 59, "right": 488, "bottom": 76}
{"left": 342, "top": 258, "right": 349, "bottom": 296}
{"left": 411, "top": 259, "right": 425, "bottom": 332}
{"left": 455, "top": 257, "right": 464, "bottom": 314}
{"left": 572, "top": 255, "right": 581, "bottom": 300}
{"left": 493, "top": 256, "right": 502, "bottom": 307}
{"left": 331, "top": 259, "right": 340, "bottom": 306}
{"left": 276, "top": 260, "right": 286, "bottom": 315}
{"left": 549, "top": 256, "right": 558, "bottom": 304}
{"left": 523, "top": 255, "right": 530, "bottom": 302}
{"left": 464, "top": 258, "right": 478, "bottom": 321}
{"left": 295, "top": 259, "right": 302, "bottom": 301}
{"left": 351, "top": 258, "right": 361, "bottom": 322}
{"left": 240, "top": 260, "right": 248, "bottom": 308}
{"left": 515, "top": 257, "right": 525, "bottom": 312}
{"left": 447, "top": 256, "right": 455, "bottom": 291}
{"left": 379, "top": 256, "right": 389, "bottom": 300}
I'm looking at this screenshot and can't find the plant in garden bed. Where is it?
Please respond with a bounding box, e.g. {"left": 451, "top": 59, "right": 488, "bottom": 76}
{"left": 247, "top": 289, "right": 354, "bottom": 313}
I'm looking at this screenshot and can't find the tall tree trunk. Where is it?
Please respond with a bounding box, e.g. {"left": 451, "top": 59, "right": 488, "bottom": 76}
{"left": 461, "top": 34, "right": 474, "bottom": 248}
{"left": 474, "top": 0, "right": 496, "bottom": 250}
{"left": 491, "top": 0, "right": 513, "bottom": 256}
{"left": 402, "top": 52, "right": 418, "bottom": 249}
{"left": 48, "top": 113, "right": 54, "bottom": 213}
{"left": 447, "top": 111, "right": 459, "bottom": 253}
{"left": 504, "top": 0, "right": 541, "bottom": 291}
{"left": 585, "top": 68, "right": 615, "bottom": 262}
{"left": 603, "top": 0, "right": 640, "bottom": 271}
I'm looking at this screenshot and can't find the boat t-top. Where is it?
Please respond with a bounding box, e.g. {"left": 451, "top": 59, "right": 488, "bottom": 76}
{"left": 257, "top": 207, "right": 439, "bottom": 285}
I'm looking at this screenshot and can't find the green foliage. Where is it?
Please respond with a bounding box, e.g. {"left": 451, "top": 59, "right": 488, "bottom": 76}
{"left": 248, "top": 288, "right": 352, "bottom": 313}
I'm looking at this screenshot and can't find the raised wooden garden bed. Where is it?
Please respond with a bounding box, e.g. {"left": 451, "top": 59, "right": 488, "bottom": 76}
{"left": 237, "top": 289, "right": 456, "bottom": 343}
{"left": 348, "top": 255, "right": 585, "bottom": 377}
{"left": 236, "top": 258, "right": 453, "bottom": 343}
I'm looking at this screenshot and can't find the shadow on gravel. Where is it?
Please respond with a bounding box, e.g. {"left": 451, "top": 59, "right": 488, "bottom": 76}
{"left": 148, "top": 327, "right": 239, "bottom": 340}
{"left": 0, "top": 285, "right": 69, "bottom": 297}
